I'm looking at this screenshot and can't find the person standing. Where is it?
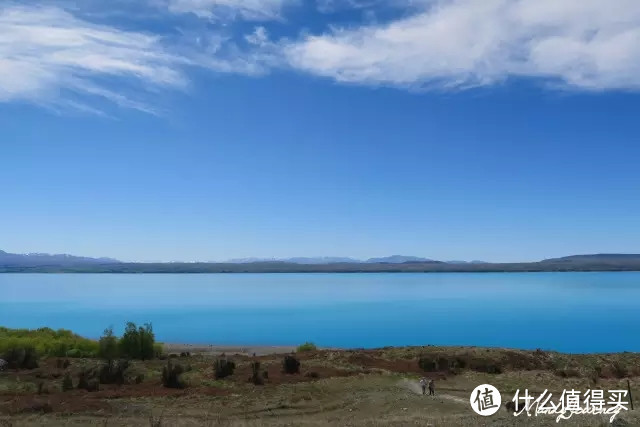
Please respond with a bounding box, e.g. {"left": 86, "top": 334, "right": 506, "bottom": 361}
{"left": 428, "top": 379, "right": 435, "bottom": 396}
{"left": 419, "top": 377, "right": 427, "bottom": 395}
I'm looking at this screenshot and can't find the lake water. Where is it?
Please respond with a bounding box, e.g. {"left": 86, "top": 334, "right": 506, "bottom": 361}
{"left": 1, "top": 272, "right": 639, "bottom": 353}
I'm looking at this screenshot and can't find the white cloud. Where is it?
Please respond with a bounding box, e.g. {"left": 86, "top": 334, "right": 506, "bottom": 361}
{"left": 162, "top": 0, "right": 297, "bottom": 20}
{"left": 0, "top": 4, "right": 191, "bottom": 113}
{"left": 0, "top": 4, "right": 279, "bottom": 114}
{"left": 3, "top": 0, "right": 640, "bottom": 116}
{"left": 284, "top": 0, "right": 640, "bottom": 91}
{"left": 316, "top": 0, "right": 380, "bottom": 14}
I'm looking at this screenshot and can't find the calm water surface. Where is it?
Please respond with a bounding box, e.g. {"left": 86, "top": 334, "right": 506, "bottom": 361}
{"left": 1, "top": 272, "right": 639, "bottom": 353}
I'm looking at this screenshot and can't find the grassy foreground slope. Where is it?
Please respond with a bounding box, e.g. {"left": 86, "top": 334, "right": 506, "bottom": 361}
{"left": 2, "top": 340, "right": 640, "bottom": 426}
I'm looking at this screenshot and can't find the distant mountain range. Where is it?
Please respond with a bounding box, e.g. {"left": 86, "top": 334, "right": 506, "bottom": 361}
{"left": 227, "top": 257, "right": 361, "bottom": 264}
{"left": 2, "top": 249, "right": 640, "bottom": 272}
{"left": 227, "top": 255, "right": 440, "bottom": 264}
{"left": 541, "top": 254, "right": 640, "bottom": 263}
{"left": 0, "top": 250, "right": 119, "bottom": 267}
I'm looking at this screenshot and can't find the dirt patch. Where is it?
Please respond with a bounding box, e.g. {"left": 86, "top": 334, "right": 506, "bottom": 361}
{"left": 0, "top": 393, "right": 110, "bottom": 415}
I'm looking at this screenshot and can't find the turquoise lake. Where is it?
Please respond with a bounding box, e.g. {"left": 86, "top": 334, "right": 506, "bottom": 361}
{"left": 1, "top": 272, "right": 638, "bottom": 353}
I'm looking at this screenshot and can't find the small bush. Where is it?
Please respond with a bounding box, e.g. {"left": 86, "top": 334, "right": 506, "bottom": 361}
{"left": 296, "top": 342, "right": 317, "bottom": 352}
{"left": 305, "top": 371, "right": 319, "bottom": 378}
{"left": 77, "top": 370, "right": 90, "bottom": 390}
{"left": 555, "top": 367, "right": 581, "bottom": 378}
{"left": 418, "top": 355, "right": 468, "bottom": 373}
{"left": 37, "top": 381, "right": 49, "bottom": 395}
{"left": 66, "top": 349, "right": 82, "bottom": 358}
{"left": 56, "top": 358, "right": 70, "bottom": 369}
{"left": 77, "top": 375, "right": 100, "bottom": 392}
{"left": 153, "top": 343, "right": 164, "bottom": 359}
{"left": 99, "top": 359, "right": 129, "bottom": 385}
{"left": 162, "top": 360, "right": 185, "bottom": 389}
{"left": 283, "top": 355, "right": 300, "bottom": 374}
{"left": 134, "top": 374, "right": 144, "bottom": 384}
{"left": 2, "top": 346, "right": 39, "bottom": 370}
{"left": 418, "top": 357, "right": 438, "bottom": 372}
{"left": 77, "top": 367, "right": 99, "bottom": 391}
{"left": 214, "top": 358, "right": 236, "bottom": 379}
{"left": 612, "top": 362, "right": 629, "bottom": 379}
{"left": 180, "top": 352, "right": 191, "bottom": 358}
{"left": 62, "top": 373, "right": 74, "bottom": 391}
{"left": 468, "top": 358, "right": 502, "bottom": 374}
{"left": 250, "top": 361, "right": 264, "bottom": 385}
{"left": 25, "top": 401, "right": 53, "bottom": 414}
{"left": 86, "top": 379, "right": 100, "bottom": 392}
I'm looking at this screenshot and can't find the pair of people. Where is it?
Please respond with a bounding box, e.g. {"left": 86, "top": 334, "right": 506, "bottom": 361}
{"left": 419, "top": 377, "right": 434, "bottom": 396}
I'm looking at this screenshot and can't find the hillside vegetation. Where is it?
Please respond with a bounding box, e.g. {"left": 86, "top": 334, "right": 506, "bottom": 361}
{"left": 1, "top": 325, "right": 640, "bottom": 426}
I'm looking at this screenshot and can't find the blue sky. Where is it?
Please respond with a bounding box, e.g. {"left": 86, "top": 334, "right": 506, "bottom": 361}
{"left": 1, "top": 0, "right": 640, "bottom": 262}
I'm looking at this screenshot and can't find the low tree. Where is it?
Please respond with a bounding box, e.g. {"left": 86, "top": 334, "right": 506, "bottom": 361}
{"left": 119, "top": 322, "right": 141, "bottom": 359}
{"left": 139, "top": 323, "right": 155, "bottom": 361}
{"left": 98, "top": 327, "right": 119, "bottom": 363}
{"left": 118, "top": 322, "right": 155, "bottom": 360}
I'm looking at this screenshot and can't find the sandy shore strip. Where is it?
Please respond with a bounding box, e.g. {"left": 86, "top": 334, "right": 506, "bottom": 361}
{"left": 162, "top": 343, "right": 297, "bottom": 356}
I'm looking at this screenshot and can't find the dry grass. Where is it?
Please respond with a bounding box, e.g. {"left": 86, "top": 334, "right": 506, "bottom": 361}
{"left": 1, "top": 346, "right": 639, "bottom": 426}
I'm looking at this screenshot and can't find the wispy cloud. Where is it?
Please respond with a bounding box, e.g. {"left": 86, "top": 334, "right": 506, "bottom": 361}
{"left": 0, "top": 3, "right": 280, "bottom": 114}
{"left": 3, "top": 0, "right": 640, "bottom": 116}
{"left": 284, "top": 0, "right": 640, "bottom": 91}
{"left": 0, "top": 4, "right": 191, "bottom": 114}
{"left": 160, "top": 0, "right": 298, "bottom": 20}
{"left": 316, "top": 0, "right": 380, "bottom": 14}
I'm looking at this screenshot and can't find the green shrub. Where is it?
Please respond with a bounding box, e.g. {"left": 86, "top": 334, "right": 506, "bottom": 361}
{"left": 0, "top": 323, "right": 162, "bottom": 364}
{"left": 62, "top": 373, "right": 73, "bottom": 391}
{"left": 214, "top": 358, "right": 236, "bottom": 379}
{"left": 66, "top": 349, "right": 82, "bottom": 358}
{"left": 283, "top": 355, "right": 300, "bottom": 374}
{"left": 250, "top": 361, "right": 264, "bottom": 385}
{"left": 153, "top": 343, "right": 164, "bottom": 358}
{"left": 555, "top": 367, "right": 581, "bottom": 378}
{"left": 119, "top": 322, "right": 155, "bottom": 360}
{"left": 612, "top": 362, "right": 629, "bottom": 379}
{"left": 296, "top": 342, "right": 317, "bottom": 352}
{"left": 2, "top": 345, "right": 39, "bottom": 369}
{"left": 0, "top": 327, "right": 98, "bottom": 358}
{"left": 98, "top": 327, "right": 119, "bottom": 361}
{"left": 37, "top": 381, "right": 49, "bottom": 395}
{"left": 468, "top": 358, "right": 503, "bottom": 374}
{"left": 418, "top": 357, "right": 438, "bottom": 372}
{"left": 162, "top": 360, "right": 185, "bottom": 389}
{"left": 77, "top": 367, "right": 98, "bottom": 391}
{"left": 56, "top": 358, "right": 70, "bottom": 369}
{"left": 99, "top": 359, "right": 129, "bottom": 385}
